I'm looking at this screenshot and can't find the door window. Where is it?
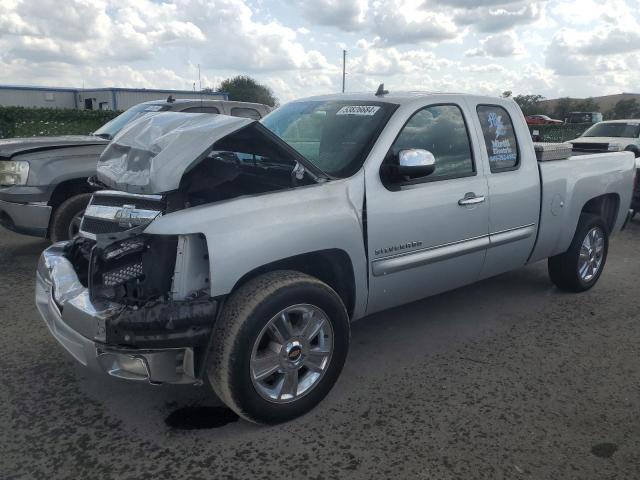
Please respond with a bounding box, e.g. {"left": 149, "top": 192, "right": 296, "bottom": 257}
{"left": 386, "top": 104, "right": 474, "bottom": 184}
{"left": 476, "top": 105, "right": 519, "bottom": 172}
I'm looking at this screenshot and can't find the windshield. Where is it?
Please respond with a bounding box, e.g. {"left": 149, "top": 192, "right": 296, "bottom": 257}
{"left": 582, "top": 122, "right": 640, "bottom": 138}
{"left": 261, "top": 100, "right": 396, "bottom": 178}
{"left": 568, "top": 112, "right": 602, "bottom": 124}
{"left": 93, "top": 103, "right": 170, "bottom": 139}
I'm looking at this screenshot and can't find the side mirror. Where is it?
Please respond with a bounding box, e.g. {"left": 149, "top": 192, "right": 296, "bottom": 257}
{"left": 396, "top": 149, "right": 436, "bottom": 179}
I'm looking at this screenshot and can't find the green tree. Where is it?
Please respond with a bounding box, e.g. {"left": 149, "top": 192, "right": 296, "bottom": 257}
{"left": 512, "top": 94, "right": 545, "bottom": 116}
{"left": 501, "top": 90, "right": 512, "bottom": 98}
{"left": 553, "top": 97, "right": 576, "bottom": 121}
{"left": 573, "top": 97, "right": 599, "bottom": 112}
{"left": 217, "top": 76, "right": 278, "bottom": 107}
{"left": 612, "top": 99, "right": 640, "bottom": 119}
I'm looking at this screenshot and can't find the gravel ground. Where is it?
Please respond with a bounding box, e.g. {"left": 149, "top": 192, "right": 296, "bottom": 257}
{"left": 1, "top": 221, "right": 639, "bottom": 479}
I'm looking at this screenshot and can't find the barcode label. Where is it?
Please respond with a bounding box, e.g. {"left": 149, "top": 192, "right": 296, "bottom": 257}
{"left": 336, "top": 105, "right": 381, "bottom": 116}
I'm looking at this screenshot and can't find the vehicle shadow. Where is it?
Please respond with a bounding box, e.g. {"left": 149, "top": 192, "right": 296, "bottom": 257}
{"left": 75, "top": 260, "right": 553, "bottom": 435}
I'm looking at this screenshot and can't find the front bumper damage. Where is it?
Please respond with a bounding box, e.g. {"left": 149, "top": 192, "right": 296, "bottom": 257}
{"left": 35, "top": 242, "right": 217, "bottom": 384}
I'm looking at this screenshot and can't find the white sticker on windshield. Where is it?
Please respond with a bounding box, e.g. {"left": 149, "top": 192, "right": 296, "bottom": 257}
{"left": 336, "top": 105, "right": 381, "bottom": 116}
{"left": 144, "top": 105, "right": 164, "bottom": 112}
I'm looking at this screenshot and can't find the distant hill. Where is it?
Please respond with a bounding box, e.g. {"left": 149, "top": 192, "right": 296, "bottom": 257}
{"left": 540, "top": 93, "right": 640, "bottom": 113}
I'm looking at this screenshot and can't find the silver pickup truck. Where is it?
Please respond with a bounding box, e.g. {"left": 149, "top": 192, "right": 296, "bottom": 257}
{"left": 35, "top": 91, "right": 636, "bottom": 424}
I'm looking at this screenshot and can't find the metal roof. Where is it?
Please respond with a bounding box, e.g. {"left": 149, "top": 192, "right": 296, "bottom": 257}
{"left": 295, "top": 90, "right": 509, "bottom": 105}
{"left": 0, "top": 84, "right": 228, "bottom": 96}
{"left": 0, "top": 85, "right": 77, "bottom": 92}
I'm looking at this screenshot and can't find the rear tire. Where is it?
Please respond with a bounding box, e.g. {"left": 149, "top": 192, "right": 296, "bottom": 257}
{"left": 548, "top": 214, "right": 609, "bottom": 292}
{"left": 49, "top": 193, "right": 91, "bottom": 243}
{"left": 207, "top": 270, "right": 350, "bottom": 424}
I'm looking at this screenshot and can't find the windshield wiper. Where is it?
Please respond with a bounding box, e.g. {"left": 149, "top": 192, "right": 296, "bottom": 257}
{"left": 93, "top": 133, "right": 112, "bottom": 140}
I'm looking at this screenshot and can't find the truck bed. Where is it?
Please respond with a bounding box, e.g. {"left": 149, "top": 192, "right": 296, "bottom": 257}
{"left": 529, "top": 151, "right": 635, "bottom": 264}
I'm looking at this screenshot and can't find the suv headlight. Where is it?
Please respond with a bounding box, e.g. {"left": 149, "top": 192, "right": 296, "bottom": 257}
{"left": 608, "top": 143, "right": 624, "bottom": 152}
{"left": 0, "top": 160, "right": 29, "bottom": 186}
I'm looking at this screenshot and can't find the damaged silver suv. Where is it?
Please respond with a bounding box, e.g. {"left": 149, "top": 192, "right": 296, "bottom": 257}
{"left": 36, "top": 91, "right": 635, "bottom": 424}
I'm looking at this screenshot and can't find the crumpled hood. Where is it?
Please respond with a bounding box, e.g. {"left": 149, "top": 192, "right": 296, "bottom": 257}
{"left": 0, "top": 135, "right": 108, "bottom": 159}
{"left": 97, "top": 111, "right": 327, "bottom": 194}
{"left": 96, "top": 112, "right": 255, "bottom": 194}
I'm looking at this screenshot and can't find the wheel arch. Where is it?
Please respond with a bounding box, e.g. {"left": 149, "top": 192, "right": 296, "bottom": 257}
{"left": 47, "top": 177, "right": 94, "bottom": 211}
{"left": 580, "top": 193, "right": 620, "bottom": 233}
{"left": 229, "top": 249, "right": 357, "bottom": 319}
{"left": 624, "top": 144, "right": 640, "bottom": 158}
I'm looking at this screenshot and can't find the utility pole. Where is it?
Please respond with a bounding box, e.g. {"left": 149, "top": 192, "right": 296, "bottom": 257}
{"left": 198, "top": 64, "right": 203, "bottom": 104}
{"left": 342, "top": 50, "right": 346, "bottom": 93}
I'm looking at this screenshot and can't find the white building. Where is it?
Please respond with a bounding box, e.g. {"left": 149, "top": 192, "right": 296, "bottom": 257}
{"left": 0, "top": 85, "right": 228, "bottom": 111}
{"left": 0, "top": 85, "right": 78, "bottom": 109}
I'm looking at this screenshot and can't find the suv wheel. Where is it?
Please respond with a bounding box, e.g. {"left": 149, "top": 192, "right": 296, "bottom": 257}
{"left": 207, "top": 270, "right": 350, "bottom": 424}
{"left": 49, "top": 193, "right": 91, "bottom": 243}
{"left": 548, "top": 214, "right": 609, "bottom": 292}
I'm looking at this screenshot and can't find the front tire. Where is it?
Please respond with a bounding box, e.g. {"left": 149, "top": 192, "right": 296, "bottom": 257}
{"left": 548, "top": 214, "right": 609, "bottom": 292}
{"left": 207, "top": 270, "right": 350, "bottom": 424}
{"left": 49, "top": 193, "right": 91, "bottom": 242}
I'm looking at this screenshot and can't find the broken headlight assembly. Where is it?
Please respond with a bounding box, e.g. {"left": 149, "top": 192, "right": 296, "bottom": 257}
{"left": 90, "top": 234, "right": 178, "bottom": 306}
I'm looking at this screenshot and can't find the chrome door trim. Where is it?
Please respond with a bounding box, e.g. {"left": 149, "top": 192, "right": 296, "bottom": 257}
{"left": 371, "top": 223, "right": 536, "bottom": 277}
{"left": 372, "top": 235, "right": 490, "bottom": 277}
{"left": 489, "top": 224, "right": 536, "bottom": 247}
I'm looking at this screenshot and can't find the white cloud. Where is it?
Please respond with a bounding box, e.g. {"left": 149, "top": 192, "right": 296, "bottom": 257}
{"left": 0, "top": 0, "right": 639, "bottom": 103}
{"left": 454, "top": 2, "right": 544, "bottom": 32}
{"left": 350, "top": 48, "right": 455, "bottom": 76}
{"left": 576, "top": 28, "right": 640, "bottom": 55}
{"left": 370, "top": 1, "right": 458, "bottom": 46}
{"left": 465, "top": 31, "right": 525, "bottom": 57}
{"left": 293, "top": 0, "right": 368, "bottom": 31}
{"left": 545, "top": 22, "right": 640, "bottom": 77}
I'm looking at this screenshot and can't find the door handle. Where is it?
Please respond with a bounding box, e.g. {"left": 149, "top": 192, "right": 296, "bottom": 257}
{"left": 458, "top": 193, "right": 486, "bottom": 206}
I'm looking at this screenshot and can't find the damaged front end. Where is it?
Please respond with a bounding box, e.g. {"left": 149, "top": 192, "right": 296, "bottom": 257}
{"left": 35, "top": 111, "right": 325, "bottom": 385}
{"left": 36, "top": 190, "right": 216, "bottom": 384}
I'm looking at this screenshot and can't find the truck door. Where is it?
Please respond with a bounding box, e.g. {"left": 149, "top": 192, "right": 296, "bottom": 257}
{"left": 464, "top": 99, "right": 541, "bottom": 279}
{"left": 364, "top": 100, "right": 490, "bottom": 315}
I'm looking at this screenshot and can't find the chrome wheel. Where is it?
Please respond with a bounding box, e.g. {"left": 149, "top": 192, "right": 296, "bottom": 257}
{"left": 250, "top": 304, "right": 333, "bottom": 403}
{"left": 67, "top": 210, "right": 84, "bottom": 239}
{"left": 579, "top": 226, "right": 604, "bottom": 282}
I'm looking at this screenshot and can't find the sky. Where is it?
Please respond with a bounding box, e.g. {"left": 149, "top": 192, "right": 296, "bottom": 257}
{"left": 1, "top": 0, "right": 639, "bottom": 103}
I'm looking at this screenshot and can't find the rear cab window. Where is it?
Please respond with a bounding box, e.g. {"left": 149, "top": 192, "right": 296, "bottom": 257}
{"left": 230, "top": 107, "right": 262, "bottom": 120}
{"left": 181, "top": 106, "right": 220, "bottom": 114}
{"left": 476, "top": 105, "right": 520, "bottom": 172}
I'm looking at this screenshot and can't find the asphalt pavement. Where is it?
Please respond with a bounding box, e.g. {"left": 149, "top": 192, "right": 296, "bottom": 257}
{"left": 1, "top": 221, "right": 639, "bottom": 479}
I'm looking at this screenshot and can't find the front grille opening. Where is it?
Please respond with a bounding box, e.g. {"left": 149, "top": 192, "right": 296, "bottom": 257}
{"left": 81, "top": 217, "right": 131, "bottom": 235}
{"left": 102, "top": 262, "right": 144, "bottom": 287}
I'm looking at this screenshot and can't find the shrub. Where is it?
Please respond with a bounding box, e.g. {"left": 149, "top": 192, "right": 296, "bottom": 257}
{"left": 0, "top": 107, "right": 120, "bottom": 139}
